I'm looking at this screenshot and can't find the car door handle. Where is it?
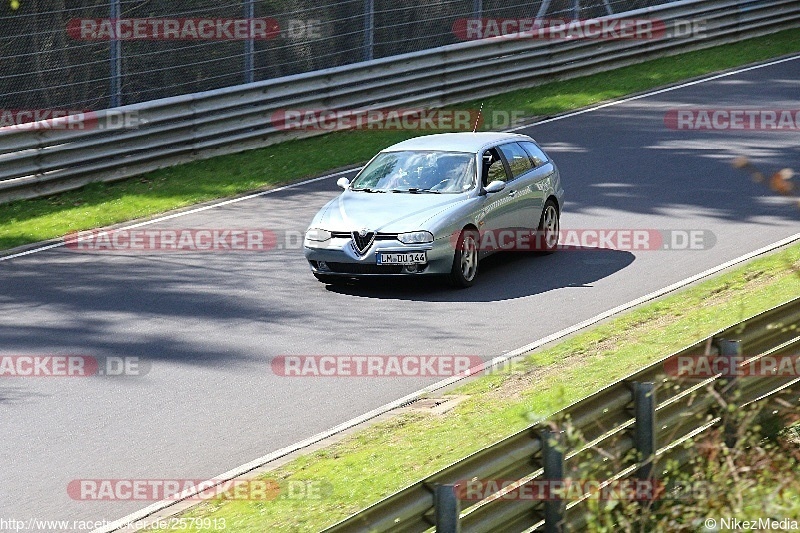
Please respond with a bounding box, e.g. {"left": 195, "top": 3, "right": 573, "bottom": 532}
{"left": 508, "top": 190, "right": 516, "bottom": 197}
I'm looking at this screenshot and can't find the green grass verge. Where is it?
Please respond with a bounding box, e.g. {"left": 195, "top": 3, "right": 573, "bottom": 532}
{"left": 2, "top": 29, "right": 800, "bottom": 251}
{"left": 149, "top": 243, "right": 800, "bottom": 532}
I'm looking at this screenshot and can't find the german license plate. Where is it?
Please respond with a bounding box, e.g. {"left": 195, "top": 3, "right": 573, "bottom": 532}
{"left": 376, "top": 252, "right": 427, "bottom": 265}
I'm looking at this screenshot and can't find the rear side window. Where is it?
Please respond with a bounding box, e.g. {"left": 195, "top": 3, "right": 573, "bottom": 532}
{"left": 498, "top": 143, "right": 533, "bottom": 178}
{"left": 482, "top": 148, "right": 508, "bottom": 185}
{"left": 519, "top": 141, "right": 548, "bottom": 167}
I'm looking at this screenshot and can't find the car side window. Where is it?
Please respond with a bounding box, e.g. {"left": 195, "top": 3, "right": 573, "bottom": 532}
{"left": 498, "top": 143, "right": 533, "bottom": 178}
{"left": 482, "top": 148, "right": 508, "bottom": 185}
{"left": 519, "top": 141, "right": 548, "bottom": 167}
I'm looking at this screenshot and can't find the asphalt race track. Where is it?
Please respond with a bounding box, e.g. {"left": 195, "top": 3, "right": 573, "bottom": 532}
{"left": 1, "top": 57, "right": 799, "bottom": 530}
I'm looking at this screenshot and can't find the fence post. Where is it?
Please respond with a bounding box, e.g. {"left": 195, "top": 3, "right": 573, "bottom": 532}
{"left": 542, "top": 429, "right": 565, "bottom": 533}
{"left": 717, "top": 339, "right": 741, "bottom": 447}
{"left": 535, "top": 0, "right": 552, "bottom": 21}
{"left": 244, "top": 0, "right": 255, "bottom": 84}
{"left": 434, "top": 484, "right": 461, "bottom": 533}
{"left": 363, "top": 0, "right": 374, "bottom": 61}
{"left": 473, "top": 0, "right": 482, "bottom": 20}
{"left": 109, "top": 0, "right": 122, "bottom": 107}
{"left": 632, "top": 382, "right": 656, "bottom": 481}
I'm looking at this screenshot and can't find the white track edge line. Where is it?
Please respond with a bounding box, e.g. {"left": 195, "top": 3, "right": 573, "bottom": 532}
{"left": 96, "top": 231, "right": 800, "bottom": 532}
{"left": 7, "top": 53, "right": 800, "bottom": 265}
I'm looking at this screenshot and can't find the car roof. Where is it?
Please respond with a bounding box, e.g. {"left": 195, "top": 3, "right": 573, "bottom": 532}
{"left": 382, "top": 132, "right": 534, "bottom": 154}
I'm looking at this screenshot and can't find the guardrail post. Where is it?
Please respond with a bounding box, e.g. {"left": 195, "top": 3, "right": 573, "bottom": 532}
{"left": 633, "top": 382, "right": 656, "bottom": 481}
{"left": 716, "top": 338, "right": 741, "bottom": 447}
{"left": 434, "top": 484, "right": 461, "bottom": 533}
{"left": 244, "top": 0, "right": 255, "bottom": 84}
{"left": 109, "top": 0, "right": 122, "bottom": 108}
{"left": 542, "top": 429, "right": 565, "bottom": 533}
{"left": 363, "top": 0, "right": 374, "bottom": 61}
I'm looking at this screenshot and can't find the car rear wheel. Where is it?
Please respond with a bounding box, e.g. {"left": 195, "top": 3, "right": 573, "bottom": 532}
{"left": 537, "top": 200, "right": 560, "bottom": 254}
{"left": 448, "top": 228, "right": 479, "bottom": 288}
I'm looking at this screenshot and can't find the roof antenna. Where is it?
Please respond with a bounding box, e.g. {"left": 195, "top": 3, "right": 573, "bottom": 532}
{"left": 472, "top": 102, "right": 484, "bottom": 133}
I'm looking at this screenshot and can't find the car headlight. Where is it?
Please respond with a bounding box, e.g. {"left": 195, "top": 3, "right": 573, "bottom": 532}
{"left": 398, "top": 231, "right": 434, "bottom": 244}
{"left": 305, "top": 228, "right": 332, "bottom": 242}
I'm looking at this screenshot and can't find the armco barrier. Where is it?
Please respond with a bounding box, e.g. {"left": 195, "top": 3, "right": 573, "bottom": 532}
{"left": 0, "top": 0, "right": 799, "bottom": 203}
{"left": 322, "top": 296, "right": 800, "bottom": 532}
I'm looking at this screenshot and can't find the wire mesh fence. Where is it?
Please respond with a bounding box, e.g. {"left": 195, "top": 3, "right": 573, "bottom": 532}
{"left": 1, "top": 0, "right": 675, "bottom": 114}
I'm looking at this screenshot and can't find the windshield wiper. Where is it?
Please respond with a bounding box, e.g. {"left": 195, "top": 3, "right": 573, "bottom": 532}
{"left": 352, "top": 187, "right": 385, "bottom": 193}
{"left": 386, "top": 188, "right": 441, "bottom": 194}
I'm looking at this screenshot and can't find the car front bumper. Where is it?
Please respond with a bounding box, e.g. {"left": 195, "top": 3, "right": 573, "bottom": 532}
{"left": 304, "top": 235, "right": 454, "bottom": 276}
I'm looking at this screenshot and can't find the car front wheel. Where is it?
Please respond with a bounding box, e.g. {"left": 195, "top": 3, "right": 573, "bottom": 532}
{"left": 537, "top": 200, "right": 560, "bottom": 254}
{"left": 449, "top": 228, "right": 479, "bottom": 288}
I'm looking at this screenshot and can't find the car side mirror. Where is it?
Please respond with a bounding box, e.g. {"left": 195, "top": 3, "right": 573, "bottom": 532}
{"left": 484, "top": 180, "right": 506, "bottom": 194}
{"left": 336, "top": 177, "right": 350, "bottom": 190}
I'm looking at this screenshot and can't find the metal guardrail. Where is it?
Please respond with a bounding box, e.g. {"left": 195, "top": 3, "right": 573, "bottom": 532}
{"left": 322, "top": 296, "right": 800, "bottom": 532}
{"left": 0, "top": 0, "right": 798, "bottom": 204}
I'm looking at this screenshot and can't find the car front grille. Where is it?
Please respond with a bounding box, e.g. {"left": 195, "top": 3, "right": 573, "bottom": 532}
{"left": 326, "top": 262, "right": 404, "bottom": 275}
{"left": 331, "top": 232, "right": 399, "bottom": 241}
{"left": 329, "top": 231, "right": 401, "bottom": 256}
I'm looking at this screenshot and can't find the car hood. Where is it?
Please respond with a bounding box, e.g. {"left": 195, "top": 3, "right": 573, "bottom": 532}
{"left": 314, "top": 191, "right": 471, "bottom": 233}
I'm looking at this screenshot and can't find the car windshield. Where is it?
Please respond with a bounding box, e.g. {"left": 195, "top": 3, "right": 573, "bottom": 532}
{"left": 350, "top": 151, "right": 476, "bottom": 193}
